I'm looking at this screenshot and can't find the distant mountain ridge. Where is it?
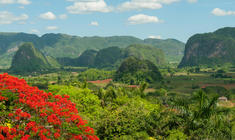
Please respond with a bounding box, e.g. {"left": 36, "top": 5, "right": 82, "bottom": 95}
{"left": 0, "top": 32, "right": 185, "bottom": 68}
{"left": 144, "top": 38, "right": 184, "bottom": 62}
{"left": 179, "top": 27, "right": 235, "bottom": 67}
{"left": 57, "top": 44, "right": 166, "bottom": 69}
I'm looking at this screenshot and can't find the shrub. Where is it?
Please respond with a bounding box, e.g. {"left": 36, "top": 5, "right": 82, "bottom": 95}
{"left": 0, "top": 73, "right": 98, "bottom": 140}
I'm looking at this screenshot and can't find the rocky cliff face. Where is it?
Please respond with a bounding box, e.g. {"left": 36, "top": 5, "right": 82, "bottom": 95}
{"left": 179, "top": 27, "right": 235, "bottom": 67}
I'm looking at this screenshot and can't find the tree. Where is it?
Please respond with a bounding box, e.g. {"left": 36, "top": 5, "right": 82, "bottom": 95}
{"left": 171, "top": 90, "right": 232, "bottom": 139}
{"left": 0, "top": 73, "right": 98, "bottom": 139}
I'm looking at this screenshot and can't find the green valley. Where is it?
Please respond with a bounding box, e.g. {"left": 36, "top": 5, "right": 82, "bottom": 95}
{"left": 0, "top": 27, "right": 235, "bottom": 140}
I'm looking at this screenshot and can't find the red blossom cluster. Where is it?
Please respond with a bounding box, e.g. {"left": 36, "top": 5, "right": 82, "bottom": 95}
{"left": 0, "top": 73, "right": 99, "bottom": 140}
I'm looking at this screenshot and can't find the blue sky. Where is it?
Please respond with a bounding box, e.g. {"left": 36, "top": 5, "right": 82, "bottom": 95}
{"left": 0, "top": 0, "right": 235, "bottom": 42}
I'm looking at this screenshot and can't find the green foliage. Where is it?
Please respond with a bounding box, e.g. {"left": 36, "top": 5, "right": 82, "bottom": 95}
{"left": 179, "top": 27, "right": 235, "bottom": 68}
{"left": 167, "top": 129, "right": 188, "bottom": 140}
{"left": 211, "top": 69, "right": 232, "bottom": 78}
{"left": 96, "top": 96, "right": 159, "bottom": 139}
{"left": 115, "top": 57, "right": 163, "bottom": 84}
{"left": 13, "top": 70, "right": 234, "bottom": 140}
{"left": 0, "top": 90, "right": 19, "bottom": 117}
{"left": 202, "top": 86, "right": 230, "bottom": 98}
{"left": 48, "top": 85, "right": 103, "bottom": 123}
{"left": 170, "top": 90, "right": 232, "bottom": 139}
{"left": 77, "top": 69, "right": 114, "bottom": 81}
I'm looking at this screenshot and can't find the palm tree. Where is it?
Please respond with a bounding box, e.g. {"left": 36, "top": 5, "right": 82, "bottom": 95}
{"left": 170, "top": 90, "right": 232, "bottom": 139}
{"left": 135, "top": 82, "right": 148, "bottom": 97}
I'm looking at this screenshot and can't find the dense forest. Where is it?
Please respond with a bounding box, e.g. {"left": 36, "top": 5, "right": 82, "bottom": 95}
{"left": 0, "top": 27, "right": 235, "bottom": 139}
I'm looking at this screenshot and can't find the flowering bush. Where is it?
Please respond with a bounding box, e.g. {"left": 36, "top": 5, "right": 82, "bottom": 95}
{"left": 0, "top": 73, "right": 99, "bottom": 140}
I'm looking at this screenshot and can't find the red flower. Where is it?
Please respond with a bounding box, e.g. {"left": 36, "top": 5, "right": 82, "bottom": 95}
{"left": 40, "top": 113, "right": 47, "bottom": 117}
{"left": 54, "top": 132, "right": 60, "bottom": 139}
{"left": 8, "top": 113, "right": 14, "bottom": 117}
{"left": 21, "top": 135, "right": 30, "bottom": 140}
{"left": 0, "top": 134, "right": 5, "bottom": 140}
{"left": 0, "top": 73, "right": 99, "bottom": 140}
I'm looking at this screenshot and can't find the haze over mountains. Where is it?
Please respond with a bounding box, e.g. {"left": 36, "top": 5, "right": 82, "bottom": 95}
{"left": 0, "top": 32, "right": 185, "bottom": 68}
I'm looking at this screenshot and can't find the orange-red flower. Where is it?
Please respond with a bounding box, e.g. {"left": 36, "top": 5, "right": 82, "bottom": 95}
{"left": 0, "top": 73, "right": 99, "bottom": 140}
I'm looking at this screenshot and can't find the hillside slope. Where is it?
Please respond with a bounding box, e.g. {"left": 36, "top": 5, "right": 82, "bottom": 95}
{"left": 0, "top": 32, "right": 184, "bottom": 68}
{"left": 115, "top": 57, "right": 163, "bottom": 84}
{"left": 58, "top": 44, "right": 166, "bottom": 69}
{"left": 179, "top": 27, "right": 235, "bottom": 68}
{"left": 144, "top": 39, "right": 185, "bottom": 62}
{"left": 10, "top": 43, "right": 52, "bottom": 73}
{"left": 124, "top": 44, "right": 165, "bottom": 66}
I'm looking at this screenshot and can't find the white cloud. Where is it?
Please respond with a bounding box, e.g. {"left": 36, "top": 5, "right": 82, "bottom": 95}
{"left": 31, "top": 29, "right": 40, "bottom": 34}
{"left": 118, "top": 0, "right": 162, "bottom": 11}
{"left": 46, "top": 26, "right": 58, "bottom": 30}
{"left": 187, "top": 0, "right": 197, "bottom": 3}
{"left": 59, "top": 14, "right": 67, "bottom": 20}
{"left": 118, "top": 0, "right": 179, "bottom": 11}
{"left": 40, "top": 12, "right": 56, "bottom": 20}
{"left": 66, "top": 0, "right": 112, "bottom": 14}
{"left": 0, "top": 0, "right": 31, "bottom": 4}
{"left": 0, "top": 0, "right": 14, "bottom": 4}
{"left": 148, "top": 35, "right": 162, "bottom": 39}
{"left": 17, "top": 0, "right": 31, "bottom": 5}
{"left": 90, "top": 21, "right": 99, "bottom": 26}
{"left": 157, "top": 0, "right": 180, "bottom": 4}
{"left": 0, "top": 11, "right": 28, "bottom": 24}
{"left": 128, "top": 14, "right": 162, "bottom": 25}
{"left": 211, "top": 8, "right": 235, "bottom": 16}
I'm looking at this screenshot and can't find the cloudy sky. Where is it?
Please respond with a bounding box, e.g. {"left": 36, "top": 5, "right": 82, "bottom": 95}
{"left": 0, "top": 0, "right": 234, "bottom": 42}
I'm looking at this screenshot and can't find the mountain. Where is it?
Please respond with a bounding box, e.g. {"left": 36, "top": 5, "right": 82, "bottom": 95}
{"left": 57, "top": 49, "right": 98, "bottom": 67}
{"left": 94, "top": 46, "right": 124, "bottom": 68}
{"left": 46, "top": 56, "right": 61, "bottom": 68}
{"left": 57, "top": 44, "right": 166, "bottom": 69}
{"left": 76, "top": 49, "right": 98, "bottom": 67}
{"left": 179, "top": 27, "right": 235, "bottom": 68}
{"left": 115, "top": 57, "right": 163, "bottom": 84}
{"left": 124, "top": 44, "right": 165, "bottom": 66}
{"left": 0, "top": 32, "right": 184, "bottom": 68}
{"left": 144, "top": 39, "right": 185, "bottom": 62}
{"left": 10, "top": 43, "right": 52, "bottom": 73}
{"left": 0, "top": 33, "right": 39, "bottom": 68}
